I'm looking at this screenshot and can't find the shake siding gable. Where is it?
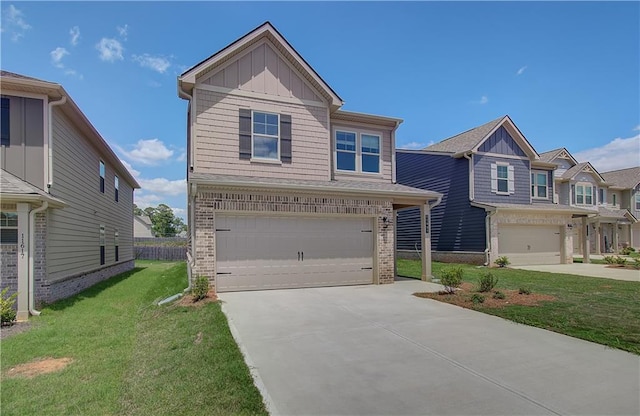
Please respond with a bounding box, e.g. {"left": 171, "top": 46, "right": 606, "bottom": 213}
{"left": 396, "top": 152, "right": 486, "bottom": 252}
{"left": 47, "top": 107, "right": 134, "bottom": 281}
{"left": 478, "top": 126, "right": 526, "bottom": 157}
{"left": 474, "top": 154, "right": 530, "bottom": 204}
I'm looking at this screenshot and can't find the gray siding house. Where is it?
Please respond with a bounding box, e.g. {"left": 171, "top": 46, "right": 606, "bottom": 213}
{"left": 397, "top": 116, "right": 592, "bottom": 266}
{"left": 177, "top": 22, "right": 441, "bottom": 292}
{"left": 1, "top": 71, "right": 140, "bottom": 320}
{"left": 601, "top": 166, "right": 640, "bottom": 250}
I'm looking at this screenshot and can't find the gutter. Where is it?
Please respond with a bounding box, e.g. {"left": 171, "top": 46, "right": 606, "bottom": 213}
{"left": 47, "top": 96, "right": 67, "bottom": 190}
{"left": 29, "top": 201, "right": 48, "bottom": 316}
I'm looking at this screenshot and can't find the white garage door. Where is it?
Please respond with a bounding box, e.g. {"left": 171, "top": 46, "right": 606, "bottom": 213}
{"left": 498, "top": 225, "right": 562, "bottom": 265}
{"left": 216, "top": 215, "right": 374, "bottom": 292}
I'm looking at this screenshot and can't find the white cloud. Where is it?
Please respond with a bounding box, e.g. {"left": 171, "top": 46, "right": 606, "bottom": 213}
{"left": 399, "top": 141, "right": 427, "bottom": 150}
{"left": 50, "top": 47, "right": 69, "bottom": 68}
{"left": 516, "top": 65, "right": 527, "bottom": 76}
{"left": 118, "top": 138, "right": 174, "bottom": 165}
{"left": 147, "top": 80, "right": 162, "bottom": 88}
{"left": 119, "top": 159, "right": 141, "bottom": 178}
{"left": 132, "top": 54, "right": 171, "bottom": 74}
{"left": 117, "top": 24, "right": 128, "bottom": 40}
{"left": 479, "top": 96, "right": 488, "bottom": 105}
{"left": 96, "top": 38, "right": 124, "bottom": 62}
{"left": 2, "top": 4, "right": 31, "bottom": 41}
{"left": 176, "top": 152, "right": 187, "bottom": 162}
{"left": 69, "top": 26, "right": 80, "bottom": 46}
{"left": 170, "top": 207, "right": 186, "bottom": 219}
{"left": 137, "top": 178, "right": 186, "bottom": 196}
{"left": 134, "top": 193, "right": 162, "bottom": 209}
{"left": 633, "top": 125, "right": 640, "bottom": 132}
{"left": 574, "top": 135, "right": 640, "bottom": 172}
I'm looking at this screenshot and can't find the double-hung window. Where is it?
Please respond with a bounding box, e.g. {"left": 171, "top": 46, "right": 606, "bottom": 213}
{"left": 531, "top": 171, "right": 548, "bottom": 199}
{"left": 114, "top": 176, "right": 119, "bottom": 202}
{"left": 99, "top": 161, "right": 105, "bottom": 193}
{"left": 0, "top": 212, "right": 18, "bottom": 244}
{"left": 252, "top": 111, "right": 279, "bottom": 160}
{"left": 497, "top": 165, "right": 509, "bottom": 193}
{"left": 575, "top": 184, "right": 593, "bottom": 205}
{"left": 335, "top": 131, "right": 380, "bottom": 174}
{"left": 1, "top": 97, "right": 9, "bottom": 146}
{"left": 635, "top": 194, "right": 640, "bottom": 210}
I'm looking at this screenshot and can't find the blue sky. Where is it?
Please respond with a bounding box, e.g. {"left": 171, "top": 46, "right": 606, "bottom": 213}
{"left": 2, "top": 1, "right": 639, "bottom": 219}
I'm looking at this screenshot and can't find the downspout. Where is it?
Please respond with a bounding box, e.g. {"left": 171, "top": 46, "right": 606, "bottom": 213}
{"left": 29, "top": 201, "right": 48, "bottom": 316}
{"left": 178, "top": 84, "right": 194, "bottom": 172}
{"left": 391, "top": 121, "right": 400, "bottom": 184}
{"left": 47, "top": 96, "right": 67, "bottom": 190}
{"left": 484, "top": 209, "right": 496, "bottom": 266}
{"left": 185, "top": 183, "right": 197, "bottom": 294}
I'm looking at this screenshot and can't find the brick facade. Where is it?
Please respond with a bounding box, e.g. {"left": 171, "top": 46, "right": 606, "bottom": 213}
{"left": 0, "top": 244, "right": 18, "bottom": 295}
{"left": 193, "top": 188, "right": 396, "bottom": 289}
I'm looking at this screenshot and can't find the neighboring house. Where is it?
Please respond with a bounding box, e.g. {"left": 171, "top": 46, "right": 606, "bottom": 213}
{"left": 0, "top": 71, "right": 140, "bottom": 320}
{"left": 540, "top": 149, "right": 638, "bottom": 254}
{"left": 601, "top": 166, "right": 640, "bottom": 250}
{"left": 177, "top": 22, "right": 441, "bottom": 292}
{"left": 134, "top": 214, "right": 155, "bottom": 238}
{"left": 396, "top": 116, "right": 592, "bottom": 266}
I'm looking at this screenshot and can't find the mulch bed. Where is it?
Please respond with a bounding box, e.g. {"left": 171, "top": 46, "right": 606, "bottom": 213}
{"left": 176, "top": 290, "right": 218, "bottom": 307}
{"left": 414, "top": 282, "right": 556, "bottom": 309}
{"left": 1, "top": 321, "right": 32, "bottom": 340}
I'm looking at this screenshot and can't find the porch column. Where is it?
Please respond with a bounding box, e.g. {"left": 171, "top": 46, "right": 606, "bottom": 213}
{"left": 420, "top": 204, "right": 432, "bottom": 282}
{"left": 594, "top": 221, "right": 601, "bottom": 254}
{"left": 16, "top": 203, "right": 30, "bottom": 321}
{"left": 582, "top": 217, "right": 590, "bottom": 264}
{"left": 614, "top": 224, "right": 619, "bottom": 254}
{"left": 393, "top": 210, "right": 397, "bottom": 279}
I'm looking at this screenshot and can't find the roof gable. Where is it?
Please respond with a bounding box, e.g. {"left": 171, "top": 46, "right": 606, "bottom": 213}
{"left": 561, "top": 162, "right": 606, "bottom": 183}
{"left": 424, "top": 115, "right": 539, "bottom": 159}
{"left": 539, "top": 147, "right": 578, "bottom": 165}
{"left": 179, "top": 22, "right": 342, "bottom": 109}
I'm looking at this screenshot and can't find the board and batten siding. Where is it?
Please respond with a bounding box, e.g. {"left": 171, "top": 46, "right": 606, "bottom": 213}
{"left": 473, "top": 154, "right": 531, "bottom": 204}
{"left": 194, "top": 88, "right": 330, "bottom": 180}
{"left": 477, "top": 126, "right": 527, "bottom": 157}
{"left": 330, "top": 121, "right": 392, "bottom": 183}
{"left": 47, "top": 107, "right": 134, "bottom": 282}
{"left": 0, "top": 95, "right": 45, "bottom": 189}
{"left": 202, "top": 41, "right": 322, "bottom": 103}
{"left": 396, "top": 152, "right": 486, "bottom": 252}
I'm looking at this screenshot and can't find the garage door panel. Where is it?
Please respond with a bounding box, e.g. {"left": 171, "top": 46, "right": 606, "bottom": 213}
{"left": 216, "top": 215, "right": 374, "bottom": 292}
{"left": 498, "top": 225, "right": 562, "bottom": 265}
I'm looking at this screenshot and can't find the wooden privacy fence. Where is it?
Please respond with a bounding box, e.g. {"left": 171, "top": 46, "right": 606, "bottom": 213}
{"left": 135, "top": 245, "right": 187, "bottom": 261}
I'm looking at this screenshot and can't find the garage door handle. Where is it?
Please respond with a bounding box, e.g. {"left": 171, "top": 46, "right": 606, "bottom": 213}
{"left": 301, "top": 251, "right": 304, "bottom": 261}
{"left": 298, "top": 251, "right": 300, "bottom": 261}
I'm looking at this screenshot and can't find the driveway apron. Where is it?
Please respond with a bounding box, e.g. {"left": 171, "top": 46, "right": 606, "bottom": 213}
{"left": 220, "top": 280, "right": 640, "bottom": 416}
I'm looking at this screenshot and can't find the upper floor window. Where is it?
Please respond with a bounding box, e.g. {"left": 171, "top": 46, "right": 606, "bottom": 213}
{"left": 576, "top": 184, "right": 593, "bottom": 205}
{"left": 100, "top": 161, "right": 105, "bottom": 193}
{"left": 598, "top": 188, "right": 605, "bottom": 204}
{"left": 335, "top": 131, "right": 381, "bottom": 174}
{"left": 114, "top": 175, "right": 119, "bottom": 202}
{"left": 1, "top": 97, "right": 9, "bottom": 146}
{"left": 635, "top": 194, "right": 640, "bottom": 210}
{"left": 612, "top": 193, "right": 617, "bottom": 206}
{"left": 491, "top": 163, "right": 514, "bottom": 195}
{"left": 0, "top": 212, "right": 18, "bottom": 244}
{"left": 531, "top": 171, "right": 548, "bottom": 199}
{"left": 252, "top": 111, "right": 279, "bottom": 160}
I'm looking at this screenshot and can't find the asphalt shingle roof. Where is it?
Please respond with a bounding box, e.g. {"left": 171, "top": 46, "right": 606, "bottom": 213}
{"left": 423, "top": 116, "right": 505, "bottom": 153}
{"left": 539, "top": 148, "right": 564, "bottom": 163}
{"left": 601, "top": 167, "right": 640, "bottom": 189}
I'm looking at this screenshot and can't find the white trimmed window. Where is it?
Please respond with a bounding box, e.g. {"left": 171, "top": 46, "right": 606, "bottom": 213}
{"left": 99, "top": 161, "right": 105, "bottom": 193}
{"left": 0, "top": 212, "right": 18, "bottom": 244}
{"left": 252, "top": 111, "right": 279, "bottom": 160}
{"left": 335, "top": 131, "right": 381, "bottom": 174}
{"left": 635, "top": 194, "right": 640, "bottom": 210}
{"left": 531, "top": 171, "right": 548, "bottom": 199}
{"left": 491, "top": 163, "right": 514, "bottom": 195}
{"left": 576, "top": 183, "right": 594, "bottom": 205}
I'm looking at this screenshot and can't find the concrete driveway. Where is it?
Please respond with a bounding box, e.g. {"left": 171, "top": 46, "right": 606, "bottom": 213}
{"left": 220, "top": 280, "right": 639, "bottom": 416}
{"left": 513, "top": 263, "right": 640, "bottom": 282}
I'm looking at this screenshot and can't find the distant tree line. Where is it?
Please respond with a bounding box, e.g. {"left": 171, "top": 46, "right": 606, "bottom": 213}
{"left": 134, "top": 203, "right": 187, "bottom": 238}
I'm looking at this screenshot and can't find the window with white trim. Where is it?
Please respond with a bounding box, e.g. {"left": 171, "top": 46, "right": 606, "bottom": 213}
{"left": 335, "top": 130, "right": 381, "bottom": 174}
{"left": 635, "top": 193, "right": 640, "bottom": 210}
{"left": 99, "top": 161, "right": 105, "bottom": 193}
{"left": 491, "top": 163, "right": 514, "bottom": 195}
{"left": 0, "top": 212, "right": 18, "bottom": 244}
{"left": 252, "top": 111, "right": 279, "bottom": 160}
{"left": 531, "top": 171, "right": 548, "bottom": 199}
{"left": 575, "top": 184, "right": 593, "bottom": 205}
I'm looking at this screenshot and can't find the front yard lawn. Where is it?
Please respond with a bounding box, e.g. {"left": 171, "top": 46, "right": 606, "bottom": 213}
{"left": 398, "top": 259, "right": 640, "bottom": 355}
{"left": 1, "top": 261, "right": 267, "bottom": 416}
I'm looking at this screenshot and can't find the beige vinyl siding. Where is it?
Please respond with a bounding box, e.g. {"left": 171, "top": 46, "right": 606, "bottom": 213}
{"left": 202, "top": 41, "right": 322, "bottom": 102}
{"left": 194, "top": 88, "right": 330, "bottom": 180}
{"left": 330, "top": 121, "right": 393, "bottom": 183}
{"left": 47, "top": 107, "right": 134, "bottom": 282}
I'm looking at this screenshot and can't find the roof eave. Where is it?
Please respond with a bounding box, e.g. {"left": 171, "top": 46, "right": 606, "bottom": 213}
{"left": 0, "top": 192, "right": 67, "bottom": 208}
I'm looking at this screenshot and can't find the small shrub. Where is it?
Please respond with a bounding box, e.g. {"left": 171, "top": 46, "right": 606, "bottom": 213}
{"left": 1, "top": 287, "right": 18, "bottom": 325}
{"left": 477, "top": 271, "right": 498, "bottom": 292}
{"left": 518, "top": 287, "right": 531, "bottom": 295}
{"left": 603, "top": 256, "right": 616, "bottom": 264}
{"left": 613, "top": 256, "right": 627, "bottom": 266}
{"left": 621, "top": 246, "right": 635, "bottom": 255}
{"left": 633, "top": 258, "right": 640, "bottom": 270}
{"left": 439, "top": 267, "right": 463, "bottom": 294}
{"left": 470, "top": 293, "right": 485, "bottom": 304}
{"left": 192, "top": 276, "right": 209, "bottom": 302}
{"left": 492, "top": 291, "right": 506, "bottom": 300}
{"left": 494, "top": 256, "right": 510, "bottom": 268}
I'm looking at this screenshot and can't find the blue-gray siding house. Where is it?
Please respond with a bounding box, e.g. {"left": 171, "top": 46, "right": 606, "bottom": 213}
{"left": 397, "top": 115, "right": 591, "bottom": 266}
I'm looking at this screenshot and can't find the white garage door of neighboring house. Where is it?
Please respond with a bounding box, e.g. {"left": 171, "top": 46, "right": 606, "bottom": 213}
{"left": 498, "top": 225, "right": 562, "bottom": 265}
{"left": 215, "top": 215, "right": 374, "bottom": 292}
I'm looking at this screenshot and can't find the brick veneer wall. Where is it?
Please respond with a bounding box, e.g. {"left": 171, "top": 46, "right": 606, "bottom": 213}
{"left": 193, "top": 189, "right": 395, "bottom": 289}
{"left": 0, "top": 244, "right": 18, "bottom": 295}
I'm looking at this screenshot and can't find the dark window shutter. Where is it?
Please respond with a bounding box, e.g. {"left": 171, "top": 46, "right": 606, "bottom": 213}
{"left": 571, "top": 184, "right": 576, "bottom": 204}
{"left": 1, "top": 97, "right": 9, "bottom": 147}
{"left": 280, "top": 114, "right": 292, "bottom": 163}
{"left": 239, "top": 109, "right": 252, "bottom": 159}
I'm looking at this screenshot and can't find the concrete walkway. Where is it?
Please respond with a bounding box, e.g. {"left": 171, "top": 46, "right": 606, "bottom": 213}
{"left": 514, "top": 263, "right": 640, "bottom": 282}
{"left": 221, "top": 281, "right": 639, "bottom": 416}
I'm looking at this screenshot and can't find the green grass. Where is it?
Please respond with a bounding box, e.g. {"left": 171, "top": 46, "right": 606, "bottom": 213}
{"left": 398, "top": 259, "right": 640, "bottom": 355}
{"left": 1, "top": 261, "right": 267, "bottom": 416}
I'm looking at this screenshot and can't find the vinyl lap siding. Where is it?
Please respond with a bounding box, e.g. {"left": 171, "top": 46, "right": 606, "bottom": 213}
{"left": 194, "top": 89, "right": 329, "bottom": 180}
{"left": 396, "top": 152, "right": 486, "bottom": 252}
{"left": 474, "top": 154, "right": 530, "bottom": 204}
{"left": 47, "top": 108, "right": 134, "bottom": 282}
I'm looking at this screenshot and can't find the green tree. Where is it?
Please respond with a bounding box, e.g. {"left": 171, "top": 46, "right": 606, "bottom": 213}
{"left": 133, "top": 204, "right": 144, "bottom": 216}
{"left": 134, "top": 204, "right": 186, "bottom": 237}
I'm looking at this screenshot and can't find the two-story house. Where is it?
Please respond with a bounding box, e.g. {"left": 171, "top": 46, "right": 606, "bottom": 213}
{"left": 396, "top": 116, "right": 592, "bottom": 266}
{"left": 0, "top": 71, "right": 139, "bottom": 320}
{"left": 540, "top": 148, "right": 637, "bottom": 255}
{"left": 177, "top": 22, "right": 441, "bottom": 292}
{"left": 601, "top": 166, "right": 640, "bottom": 250}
